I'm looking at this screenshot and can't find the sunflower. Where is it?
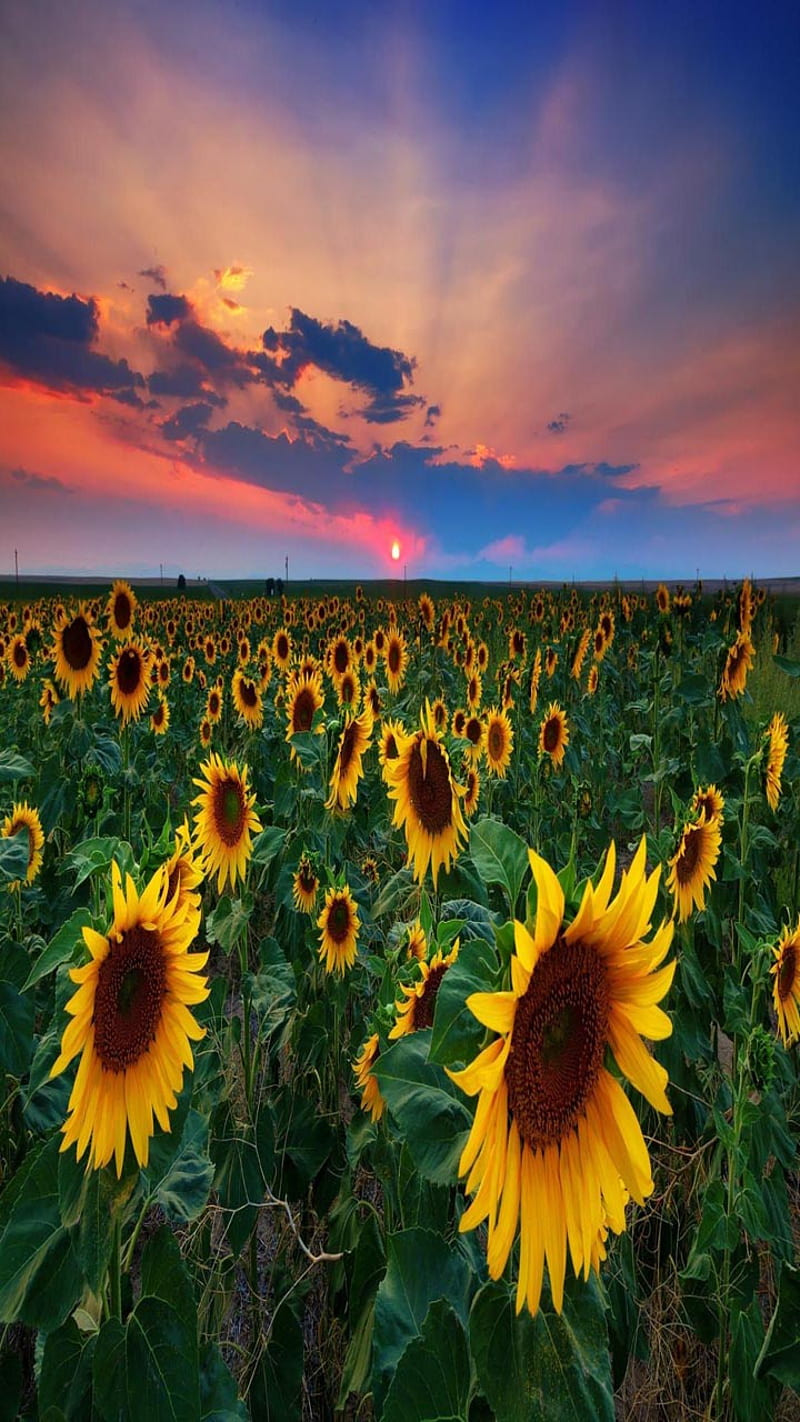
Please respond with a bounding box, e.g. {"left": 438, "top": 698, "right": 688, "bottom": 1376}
{"left": 326, "top": 707, "right": 374, "bottom": 811}
{"left": 6, "top": 633, "right": 31, "bottom": 683}
{"left": 108, "top": 640, "right": 152, "bottom": 725}
{"left": 106, "top": 579, "right": 137, "bottom": 640}
{"left": 449, "top": 840, "right": 673, "bottom": 1315}
{"left": 384, "top": 702, "right": 467, "bottom": 888}
{"left": 206, "top": 683, "right": 223, "bottom": 724}
{"left": 571, "top": 628, "right": 591, "bottom": 682}
{"left": 378, "top": 717, "right": 406, "bottom": 770}
{"left": 656, "top": 584, "right": 670, "bottom": 614}
{"left": 361, "top": 853, "right": 379, "bottom": 885}
{"left": 272, "top": 627, "right": 293, "bottom": 671}
{"left": 464, "top": 713, "right": 485, "bottom": 761}
{"left": 463, "top": 763, "right": 481, "bottom": 818}
{"left": 719, "top": 633, "right": 755, "bottom": 701}
{"left": 292, "top": 853, "right": 319, "bottom": 913}
{"left": 365, "top": 679, "right": 382, "bottom": 719}
{"left": 384, "top": 629, "right": 408, "bottom": 695}
{"left": 192, "top": 754, "right": 263, "bottom": 892}
{"left": 317, "top": 884, "right": 360, "bottom": 976}
{"left": 692, "top": 784, "right": 725, "bottom": 825}
{"left": 771, "top": 918, "right": 800, "bottom": 1046}
{"left": 182, "top": 655, "right": 195, "bottom": 684}
{"left": 50, "top": 605, "right": 102, "bottom": 699}
{"left": 539, "top": 702, "right": 569, "bottom": 768}
{"left": 528, "top": 649, "right": 542, "bottom": 715}
{"left": 666, "top": 810, "right": 721, "bottom": 922}
{"left": 586, "top": 665, "right": 599, "bottom": 696}
{"left": 232, "top": 668, "right": 263, "bottom": 730}
{"left": 466, "top": 672, "right": 482, "bottom": 710}
{"left": 150, "top": 695, "right": 170, "bottom": 736}
{"left": 389, "top": 941, "right": 460, "bottom": 1037}
{"left": 285, "top": 669, "right": 325, "bottom": 761}
{"left": 405, "top": 920, "right": 428, "bottom": 961}
{"left": 545, "top": 648, "right": 558, "bottom": 678}
{"left": 336, "top": 667, "right": 360, "bottom": 711}
{"left": 51, "top": 860, "right": 208, "bottom": 1175}
{"left": 39, "top": 677, "right": 60, "bottom": 726}
{"left": 165, "top": 819, "right": 204, "bottom": 913}
{"left": 328, "top": 634, "right": 352, "bottom": 682}
{"left": 199, "top": 716, "right": 213, "bottom": 749}
{"left": 353, "top": 1033, "right": 385, "bottom": 1122}
{"left": 765, "top": 712, "right": 789, "bottom": 813}
{"left": 1, "top": 802, "right": 45, "bottom": 889}
{"left": 432, "top": 698, "right": 448, "bottom": 733}
{"left": 484, "top": 707, "right": 514, "bottom": 779}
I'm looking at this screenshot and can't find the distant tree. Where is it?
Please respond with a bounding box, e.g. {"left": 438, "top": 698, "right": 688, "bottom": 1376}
{"left": 177, "top": 573, "right": 186, "bottom": 590}
{"left": 276, "top": 577, "right": 284, "bottom": 597}
{"left": 266, "top": 577, "right": 275, "bottom": 596}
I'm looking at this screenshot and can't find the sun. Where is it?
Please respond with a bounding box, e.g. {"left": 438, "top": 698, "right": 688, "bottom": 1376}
{"left": 391, "top": 540, "right": 401, "bottom": 561}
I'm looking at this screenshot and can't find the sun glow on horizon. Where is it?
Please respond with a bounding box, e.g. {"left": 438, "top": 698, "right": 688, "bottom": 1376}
{"left": 391, "top": 540, "right": 401, "bottom": 561}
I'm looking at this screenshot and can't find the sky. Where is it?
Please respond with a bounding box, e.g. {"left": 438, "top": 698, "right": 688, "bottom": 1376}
{"left": 0, "top": 0, "right": 798, "bottom": 583}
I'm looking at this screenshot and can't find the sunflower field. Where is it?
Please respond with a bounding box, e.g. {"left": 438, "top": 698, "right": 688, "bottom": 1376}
{"left": 0, "top": 576, "right": 799, "bottom": 1421}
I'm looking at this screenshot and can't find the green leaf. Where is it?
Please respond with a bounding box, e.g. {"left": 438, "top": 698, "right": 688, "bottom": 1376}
{"left": 755, "top": 1263, "right": 800, "bottom": 1387}
{"left": 199, "top": 1340, "right": 247, "bottom": 1420}
{"left": 730, "top": 1302, "right": 774, "bottom": 1422}
{"left": 439, "top": 898, "right": 496, "bottom": 944}
{"left": 249, "top": 1303, "right": 304, "bottom": 1422}
{"left": 62, "top": 836, "right": 134, "bottom": 890}
{"left": 469, "top": 1276, "right": 614, "bottom": 1422}
{"left": 773, "top": 655, "right": 800, "bottom": 678}
{"left": 141, "top": 1226, "right": 198, "bottom": 1348}
{"left": 93, "top": 1296, "right": 200, "bottom": 1422}
{"left": 22, "top": 907, "right": 91, "bottom": 991}
{"left": 676, "top": 672, "right": 711, "bottom": 705}
{"left": 0, "top": 833, "right": 30, "bottom": 886}
{"left": 469, "top": 817, "right": 528, "bottom": 913}
{"left": 145, "top": 1109, "right": 214, "bottom": 1223}
{"left": 372, "top": 1031, "right": 472, "bottom": 1184}
{"left": 383, "top": 1299, "right": 471, "bottom": 1422}
{"left": 210, "top": 1103, "right": 263, "bottom": 1257}
{"left": 76, "top": 1168, "right": 132, "bottom": 1291}
{"left": 0, "top": 1350, "right": 22, "bottom": 1422}
{"left": 429, "top": 937, "right": 498, "bottom": 1067}
{"left": 0, "top": 977, "right": 34, "bottom": 1077}
{"left": 0, "top": 1137, "right": 82, "bottom": 1330}
{"left": 39, "top": 1317, "right": 96, "bottom": 1421}
{"left": 0, "top": 750, "right": 35, "bottom": 783}
{"left": 373, "top": 868, "right": 416, "bottom": 919}
{"left": 205, "top": 895, "right": 252, "bottom": 953}
{"left": 372, "top": 1228, "right": 472, "bottom": 1412}
{"left": 249, "top": 825, "right": 286, "bottom": 867}
{"left": 273, "top": 1091, "right": 334, "bottom": 1195}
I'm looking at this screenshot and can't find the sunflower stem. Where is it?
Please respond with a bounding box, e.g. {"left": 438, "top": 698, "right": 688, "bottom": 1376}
{"left": 14, "top": 885, "right": 23, "bottom": 947}
{"left": 109, "top": 1211, "right": 123, "bottom": 1321}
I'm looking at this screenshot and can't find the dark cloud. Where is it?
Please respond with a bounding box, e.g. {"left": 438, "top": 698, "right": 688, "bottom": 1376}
{"left": 139, "top": 265, "right": 167, "bottom": 290}
{"left": 260, "top": 308, "right": 422, "bottom": 420}
{"left": 112, "top": 388, "right": 149, "bottom": 409}
{"left": 272, "top": 389, "right": 305, "bottom": 414}
{"left": 547, "top": 412, "right": 571, "bottom": 434}
{"left": 146, "top": 292, "right": 192, "bottom": 326}
{"left": 174, "top": 319, "right": 253, "bottom": 385}
{"left": 424, "top": 404, "right": 441, "bottom": 427}
{"left": 148, "top": 364, "right": 212, "bottom": 399}
{"left": 6, "top": 465, "right": 68, "bottom": 492}
{"left": 200, "top": 421, "right": 350, "bottom": 503}
{"left": 0, "top": 274, "right": 144, "bottom": 397}
{"left": 161, "top": 402, "right": 217, "bottom": 442}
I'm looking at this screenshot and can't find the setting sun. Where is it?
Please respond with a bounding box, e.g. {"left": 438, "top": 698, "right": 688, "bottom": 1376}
{"left": 391, "top": 540, "right": 401, "bottom": 561}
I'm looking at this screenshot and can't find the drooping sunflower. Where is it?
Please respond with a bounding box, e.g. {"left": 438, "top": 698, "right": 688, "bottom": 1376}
{"left": 51, "top": 861, "right": 208, "bottom": 1175}
{"left": 666, "top": 810, "right": 722, "bottom": 922}
{"left": 389, "top": 941, "right": 460, "bottom": 1038}
{"left": 545, "top": 648, "right": 558, "bottom": 678}
{"left": 52, "top": 604, "right": 103, "bottom": 698}
{"left": 39, "top": 677, "right": 60, "bottom": 726}
{"left": 405, "top": 919, "right": 428, "bottom": 961}
{"left": 384, "top": 629, "right": 408, "bottom": 695}
{"left": 326, "top": 707, "right": 374, "bottom": 812}
{"left": 586, "top": 664, "right": 599, "bottom": 696}
{"left": 464, "top": 713, "right": 485, "bottom": 761}
{"left": 150, "top": 694, "right": 170, "bottom": 736}
{"left": 384, "top": 701, "right": 468, "bottom": 888}
{"left": 571, "top": 628, "right": 591, "bottom": 682}
{"left": 719, "top": 632, "right": 755, "bottom": 700}
{"left": 6, "top": 633, "right": 31, "bottom": 683}
{"left": 656, "top": 583, "right": 671, "bottom": 615}
{"left": 378, "top": 717, "right": 406, "bottom": 771}
{"left": 449, "top": 840, "right": 673, "bottom": 1316}
{"left": 1, "top": 802, "right": 45, "bottom": 889}
{"left": 292, "top": 853, "right": 319, "bottom": 913}
{"left": 484, "top": 707, "right": 513, "bottom": 779}
{"left": 199, "top": 716, "right": 213, "bottom": 749}
{"left": 353, "top": 1033, "right": 385, "bottom": 1122}
{"left": 692, "top": 784, "right": 725, "bottom": 825}
{"left": 165, "top": 819, "right": 204, "bottom": 913}
{"left": 539, "top": 702, "right": 569, "bottom": 768}
{"left": 192, "top": 753, "right": 263, "bottom": 892}
{"left": 206, "top": 683, "right": 223, "bottom": 724}
{"left": 361, "top": 853, "right": 379, "bottom": 885}
{"left": 463, "top": 763, "right": 481, "bottom": 818}
{"left": 317, "top": 884, "right": 360, "bottom": 976}
{"left": 106, "top": 579, "right": 137, "bottom": 640}
{"left": 528, "top": 648, "right": 542, "bottom": 715}
{"left": 285, "top": 669, "right": 325, "bottom": 761}
{"left": 109, "top": 640, "right": 152, "bottom": 725}
{"left": 232, "top": 668, "right": 263, "bottom": 730}
{"left": 765, "top": 712, "right": 789, "bottom": 813}
{"left": 771, "top": 917, "right": 800, "bottom": 1046}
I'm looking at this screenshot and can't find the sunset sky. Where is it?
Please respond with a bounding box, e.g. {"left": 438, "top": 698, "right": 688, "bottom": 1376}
{"left": 1, "top": 0, "right": 798, "bottom": 582}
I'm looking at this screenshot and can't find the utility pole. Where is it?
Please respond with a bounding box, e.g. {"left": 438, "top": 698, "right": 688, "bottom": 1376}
{"left": 14, "top": 548, "right": 19, "bottom": 584}
{"left": 285, "top": 554, "right": 289, "bottom": 585}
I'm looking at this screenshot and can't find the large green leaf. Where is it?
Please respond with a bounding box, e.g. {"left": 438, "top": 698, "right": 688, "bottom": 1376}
{"left": 210, "top": 1102, "right": 263, "bottom": 1257}
{"left": 248, "top": 1303, "right": 304, "bottom": 1422}
{"left": 249, "top": 825, "right": 286, "bottom": 867}
{"left": 372, "top": 1031, "right": 472, "bottom": 1185}
{"left": 141, "top": 1226, "right": 198, "bottom": 1347}
{"left": 145, "top": 1109, "right": 214, "bottom": 1223}
{"left": 469, "top": 817, "right": 529, "bottom": 913}
{"left": 0, "top": 750, "right": 35, "bottom": 783}
{"left": 205, "top": 895, "right": 252, "bottom": 953}
{"left": 199, "top": 1340, "right": 247, "bottom": 1420}
{"left": 0, "top": 977, "right": 34, "bottom": 1077}
{"left": 39, "top": 1318, "right": 96, "bottom": 1421}
{"left": 429, "top": 937, "right": 498, "bottom": 1067}
{"left": 0, "top": 1137, "right": 82, "bottom": 1330}
{"left": 383, "top": 1299, "right": 471, "bottom": 1422}
{"left": 755, "top": 1263, "right": 800, "bottom": 1387}
{"left": 0, "top": 833, "right": 30, "bottom": 886}
{"left": 372, "top": 1228, "right": 472, "bottom": 1412}
{"left": 469, "top": 1277, "right": 614, "bottom": 1422}
{"left": 93, "top": 1295, "right": 200, "bottom": 1422}
{"left": 22, "top": 907, "right": 91, "bottom": 991}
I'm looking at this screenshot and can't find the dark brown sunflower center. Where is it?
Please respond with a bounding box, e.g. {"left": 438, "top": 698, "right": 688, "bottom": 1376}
{"left": 334, "top": 642, "right": 349, "bottom": 674}
{"left": 488, "top": 723, "right": 505, "bottom": 760}
{"left": 384, "top": 733, "right": 398, "bottom": 759}
{"left": 466, "top": 718, "right": 482, "bottom": 745}
{"left": 388, "top": 642, "right": 401, "bottom": 673}
{"left": 240, "top": 679, "right": 258, "bottom": 708}
{"left": 214, "top": 779, "right": 246, "bottom": 846}
{"left": 63, "top": 617, "right": 92, "bottom": 670}
{"left": 327, "top": 899, "right": 351, "bottom": 942}
{"left": 153, "top": 702, "right": 166, "bottom": 727}
{"left": 117, "top": 649, "right": 143, "bottom": 695}
{"left": 114, "top": 592, "right": 132, "bottom": 629}
{"left": 209, "top": 691, "right": 220, "bottom": 716}
{"left": 13, "top": 642, "right": 27, "bottom": 667}
{"left": 339, "top": 722, "right": 358, "bottom": 773}
{"left": 298, "top": 864, "right": 316, "bottom": 892}
{"left": 676, "top": 824, "right": 703, "bottom": 884}
{"left": 293, "top": 687, "right": 315, "bottom": 732}
{"left": 413, "top": 962, "right": 448, "bottom": 1030}
{"left": 407, "top": 736, "right": 453, "bottom": 834}
{"left": 777, "top": 944, "right": 796, "bottom": 1002}
{"left": 341, "top": 676, "right": 355, "bottom": 703}
{"left": 506, "top": 936, "right": 610, "bottom": 1152}
{"left": 277, "top": 634, "right": 289, "bottom": 660}
{"left": 543, "top": 717, "right": 561, "bottom": 753}
{"left": 94, "top": 926, "right": 167, "bottom": 1072}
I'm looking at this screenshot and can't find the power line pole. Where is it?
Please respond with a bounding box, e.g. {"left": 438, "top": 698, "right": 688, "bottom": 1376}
{"left": 14, "top": 548, "right": 19, "bottom": 584}
{"left": 285, "top": 554, "right": 289, "bottom": 585}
